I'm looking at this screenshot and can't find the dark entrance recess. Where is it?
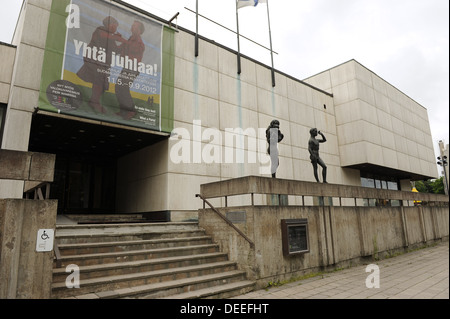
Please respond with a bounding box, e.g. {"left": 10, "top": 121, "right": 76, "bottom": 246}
{"left": 51, "top": 155, "right": 116, "bottom": 213}
{"left": 28, "top": 112, "right": 168, "bottom": 214}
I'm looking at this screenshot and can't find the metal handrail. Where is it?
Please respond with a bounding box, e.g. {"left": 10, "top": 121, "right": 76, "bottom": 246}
{"left": 196, "top": 194, "right": 255, "bottom": 248}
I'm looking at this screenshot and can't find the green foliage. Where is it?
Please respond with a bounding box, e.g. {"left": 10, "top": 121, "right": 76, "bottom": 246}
{"left": 265, "top": 272, "right": 325, "bottom": 290}
{"left": 414, "top": 177, "right": 445, "bottom": 195}
{"left": 431, "top": 177, "right": 446, "bottom": 194}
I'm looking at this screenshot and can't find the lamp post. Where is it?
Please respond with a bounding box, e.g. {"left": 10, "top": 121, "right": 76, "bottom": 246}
{"left": 437, "top": 155, "right": 448, "bottom": 195}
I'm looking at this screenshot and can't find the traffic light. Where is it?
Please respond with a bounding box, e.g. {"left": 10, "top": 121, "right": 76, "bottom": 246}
{"left": 437, "top": 155, "right": 447, "bottom": 166}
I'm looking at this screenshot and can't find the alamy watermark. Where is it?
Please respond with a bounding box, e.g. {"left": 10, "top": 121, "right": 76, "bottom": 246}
{"left": 65, "top": 264, "right": 80, "bottom": 289}
{"left": 66, "top": 4, "right": 80, "bottom": 29}
{"left": 365, "top": 264, "right": 380, "bottom": 289}
{"left": 169, "top": 120, "right": 278, "bottom": 174}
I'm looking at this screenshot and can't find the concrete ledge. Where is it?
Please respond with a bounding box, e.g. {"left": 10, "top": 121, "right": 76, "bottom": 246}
{"left": 200, "top": 175, "right": 448, "bottom": 203}
{"left": 198, "top": 177, "right": 449, "bottom": 289}
{"left": 199, "top": 204, "right": 449, "bottom": 289}
{"left": 0, "top": 150, "right": 55, "bottom": 182}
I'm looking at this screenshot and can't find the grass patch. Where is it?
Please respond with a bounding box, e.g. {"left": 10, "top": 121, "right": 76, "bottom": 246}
{"left": 265, "top": 270, "right": 334, "bottom": 290}
{"left": 384, "top": 242, "right": 439, "bottom": 259}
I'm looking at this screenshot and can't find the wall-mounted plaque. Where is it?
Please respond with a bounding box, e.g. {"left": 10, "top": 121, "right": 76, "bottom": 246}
{"left": 226, "top": 211, "right": 246, "bottom": 224}
{"left": 281, "top": 219, "right": 309, "bottom": 256}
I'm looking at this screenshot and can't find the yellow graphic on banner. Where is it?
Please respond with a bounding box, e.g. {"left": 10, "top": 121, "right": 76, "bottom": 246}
{"left": 63, "top": 70, "right": 160, "bottom": 104}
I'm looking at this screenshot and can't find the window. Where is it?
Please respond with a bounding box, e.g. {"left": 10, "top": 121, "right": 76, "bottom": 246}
{"left": 361, "top": 177, "right": 375, "bottom": 188}
{"left": 360, "top": 173, "right": 400, "bottom": 207}
{"left": 0, "top": 104, "right": 6, "bottom": 145}
{"left": 387, "top": 181, "right": 398, "bottom": 190}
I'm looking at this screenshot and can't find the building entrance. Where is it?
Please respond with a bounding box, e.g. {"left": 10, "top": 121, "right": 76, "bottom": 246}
{"left": 52, "top": 155, "right": 116, "bottom": 214}
{"left": 28, "top": 112, "right": 169, "bottom": 215}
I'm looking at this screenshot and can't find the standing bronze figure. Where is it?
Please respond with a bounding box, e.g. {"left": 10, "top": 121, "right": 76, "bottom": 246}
{"left": 308, "top": 128, "right": 327, "bottom": 183}
{"left": 266, "top": 120, "right": 284, "bottom": 178}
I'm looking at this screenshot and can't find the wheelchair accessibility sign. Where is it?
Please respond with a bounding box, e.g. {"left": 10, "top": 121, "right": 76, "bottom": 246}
{"left": 36, "top": 229, "right": 54, "bottom": 252}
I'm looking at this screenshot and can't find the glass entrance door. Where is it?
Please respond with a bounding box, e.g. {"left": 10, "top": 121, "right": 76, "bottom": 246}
{"left": 52, "top": 155, "right": 116, "bottom": 214}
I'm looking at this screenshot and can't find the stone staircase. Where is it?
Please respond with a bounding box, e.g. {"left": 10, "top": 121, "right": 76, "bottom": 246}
{"left": 51, "top": 222, "right": 254, "bottom": 299}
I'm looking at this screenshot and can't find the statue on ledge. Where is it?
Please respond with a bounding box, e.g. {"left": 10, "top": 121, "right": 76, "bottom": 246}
{"left": 266, "top": 120, "right": 284, "bottom": 178}
{"left": 308, "top": 128, "right": 327, "bottom": 183}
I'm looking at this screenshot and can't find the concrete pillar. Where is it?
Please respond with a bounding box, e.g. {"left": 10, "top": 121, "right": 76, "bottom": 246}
{"left": 0, "top": 199, "right": 57, "bottom": 299}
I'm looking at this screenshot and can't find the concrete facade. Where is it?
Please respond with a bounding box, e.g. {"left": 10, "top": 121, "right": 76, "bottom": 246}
{"left": 304, "top": 61, "right": 437, "bottom": 179}
{"left": 200, "top": 205, "right": 449, "bottom": 288}
{"left": 438, "top": 141, "right": 449, "bottom": 195}
{"left": 0, "top": 150, "right": 57, "bottom": 299}
{"left": 198, "top": 176, "right": 449, "bottom": 288}
{"left": 0, "top": 0, "right": 439, "bottom": 219}
{"left": 0, "top": 199, "right": 57, "bottom": 298}
{"left": 0, "top": 44, "right": 16, "bottom": 104}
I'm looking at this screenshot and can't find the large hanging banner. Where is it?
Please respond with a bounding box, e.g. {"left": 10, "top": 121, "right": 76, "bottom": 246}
{"left": 38, "top": 0, "right": 174, "bottom": 133}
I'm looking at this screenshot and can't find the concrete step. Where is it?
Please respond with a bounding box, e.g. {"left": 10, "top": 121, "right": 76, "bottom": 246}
{"left": 54, "top": 244, "right": 220, "bottom": 267}
{"left": 62, "top": 270, "right": 249, "bottom": 299}
{"left": 52, "top": 252, "right": 230, "bottom": 282}
{"left": 56, "top": 222, "right": 199, "bottom": 234}
{"left": 55, "top": 222, "right": 201, "bottom": 244}
{"left": 52, "top": 262, "right": 241, "bottom": 298}
{"left": 160, "top": 280, "right": 255, "bottom": 299}
{"left": 56, "top": 229, "right": 207, "bottom": 244}
{"left": 57, "top": 236, "right": 213, "bottom": 255}
{"left": 60, "top": 214, "right": 158, "bottom": 224}
{"left": 52, "top": 221, "right": 255, "bottom": 299}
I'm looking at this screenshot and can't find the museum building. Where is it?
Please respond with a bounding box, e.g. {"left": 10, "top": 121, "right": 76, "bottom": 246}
{"left": 0, "top": 0, "right": 438, "bottom": 221}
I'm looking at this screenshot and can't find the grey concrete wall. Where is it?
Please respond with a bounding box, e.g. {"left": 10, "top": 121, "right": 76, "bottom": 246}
{"left": 0, "top": 44, "right": 16, "bottom": 104}
{"left": 1, "top": 0, "right": 51, "bottom": 153}
{"left": 304, "top": 60, "right": 437, "bottom": 179}
{"left": 199, "top": 175, "right": 448, "bottom": 203}
{"left": 0, "top": 199, "right": 57, "bottom": 298}
{"left": 0, "top": 150, "right": 55, "bottom": 183}
{"left": 199, "top": 204, "right": 449, "bottom": 288}
{"left": 3, "top": 0, "right": 438, "bottom": 215}
{"left": 0, "top": 150, "right": 55, "bottom": 200}
{"left": 0, "top": 149, "right": 57, "bottom": 298}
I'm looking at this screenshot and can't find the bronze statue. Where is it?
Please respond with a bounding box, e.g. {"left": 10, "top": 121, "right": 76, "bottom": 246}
{"left": 266, "top": 120, "right": 284, "bottom": 178}
{"left": 308, "top": 128, "right": 327, "bottom": 183}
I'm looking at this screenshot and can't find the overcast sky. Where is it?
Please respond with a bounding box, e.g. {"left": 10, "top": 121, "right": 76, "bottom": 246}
{"left": 1, "top": 0, "right": 449, "bottom": 172}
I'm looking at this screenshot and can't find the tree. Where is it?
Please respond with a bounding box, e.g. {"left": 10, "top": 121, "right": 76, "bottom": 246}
{"left": 431, "top": 177, "right": 445, "bottom": 194}
{"left": 415, "top": 178, "right": 445, "bottom": 194}
{"left": 415, "top": 180, "right": 432, "bottom": 193}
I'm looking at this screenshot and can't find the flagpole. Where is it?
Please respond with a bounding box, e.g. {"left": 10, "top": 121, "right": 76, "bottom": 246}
{"left": 195, "top": 0, "right": 199, "bottom": 57}
{"left": 236, "top": 0, "right": 242, "bottom": 74}
{"left": 266, "top": 0, "right": 275, "bottom": 86}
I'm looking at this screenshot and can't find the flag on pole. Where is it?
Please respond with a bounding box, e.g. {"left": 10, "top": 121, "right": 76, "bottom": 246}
{"left": 237, "top": 0, "right": 267, "bottom": 9}
{"left": 236, "top": 0, "right": 274, "bottom": 86}
{"left": 236, "top": 0, "right": 275, "bottom": 86}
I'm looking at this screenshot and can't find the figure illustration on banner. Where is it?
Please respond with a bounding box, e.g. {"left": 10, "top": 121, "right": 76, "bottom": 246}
{"left": 115, "top": 20, "right": 146, "bottom": 120}
{"left": 76, "top": 16, "right": 126, "bottom": 114}
{"left": 39, "top": 0, "right": 169, "bottom": 132}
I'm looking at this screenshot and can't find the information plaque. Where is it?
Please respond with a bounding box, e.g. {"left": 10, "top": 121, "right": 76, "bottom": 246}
{"left": 36, "top": 229, "right": 54, "bottom": 252}
{"left": 281, "top": 219, "right": 309, "bottom": 256}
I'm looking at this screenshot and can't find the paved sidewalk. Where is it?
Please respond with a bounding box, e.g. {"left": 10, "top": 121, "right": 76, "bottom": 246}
{"left": 233, "top": 241, "right": 449, "bottom": 299}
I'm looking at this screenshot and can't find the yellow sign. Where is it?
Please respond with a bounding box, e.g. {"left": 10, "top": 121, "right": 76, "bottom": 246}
{"left": 412, "top": 187, "right": 421, "bottom": 204}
